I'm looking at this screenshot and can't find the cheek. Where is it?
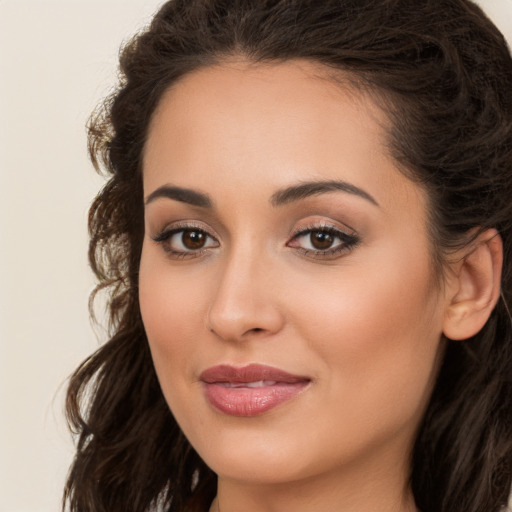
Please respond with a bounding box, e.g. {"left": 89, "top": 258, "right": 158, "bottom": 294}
{"left": 289, "top": 243, "right": 444, "bottom": 423}
{"left": 138, "top": 230, "right": 446, "bottom": 477}
{"left": 138, "top": 247, "right": 206, "bottom": 380}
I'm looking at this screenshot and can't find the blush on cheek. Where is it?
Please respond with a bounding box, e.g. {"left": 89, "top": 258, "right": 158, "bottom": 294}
{"left": 296, "top": 252, "right": 442, "bottom": 395}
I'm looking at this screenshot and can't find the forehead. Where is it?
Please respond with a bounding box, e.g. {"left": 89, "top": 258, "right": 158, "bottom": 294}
{"left": 143, "top": 59, "right": 426, "bottom": 217}
{"left": 147, "top": 59, "right": 386, "bottom": 154}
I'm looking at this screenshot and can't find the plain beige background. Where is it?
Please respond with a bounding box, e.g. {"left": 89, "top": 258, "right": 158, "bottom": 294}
{"left": 0, "top": 1, "right": 510, "bottom": 511}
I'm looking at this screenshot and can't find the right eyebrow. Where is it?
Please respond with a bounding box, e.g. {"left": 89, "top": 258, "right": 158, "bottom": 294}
{"left": 144, "top": 185, "right": 213, "bottom": 208}
{"left": 270, "top": 179, "right": 379, "bottom": 207}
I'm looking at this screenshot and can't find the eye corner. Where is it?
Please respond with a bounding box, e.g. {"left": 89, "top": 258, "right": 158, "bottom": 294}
{"left": 287, "top": 222, "right": 360, "bottom": 260}
{"left": 151, "top": 222, "right": 220, "bottom": 260}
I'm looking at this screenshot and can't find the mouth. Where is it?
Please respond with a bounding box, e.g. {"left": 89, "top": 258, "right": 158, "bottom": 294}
{"left": 199, "top": 364, "right": 311, "bottom": 417}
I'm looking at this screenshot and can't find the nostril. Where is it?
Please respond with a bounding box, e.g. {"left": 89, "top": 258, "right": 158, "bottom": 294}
{"left": 241, "top": 327, "right": 265, "bottom": 337}
{"left": 207, "top": 295, "right": 285, "bottom": 341}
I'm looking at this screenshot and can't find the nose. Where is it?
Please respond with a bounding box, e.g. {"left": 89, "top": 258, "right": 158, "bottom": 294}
{"left": 206, "top": 247, "right": 285, "bottom": 342}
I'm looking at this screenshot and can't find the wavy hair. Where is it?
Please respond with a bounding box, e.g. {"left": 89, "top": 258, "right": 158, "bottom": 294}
{"left": 64, "top": 1, "right": 512, "bottom": 511}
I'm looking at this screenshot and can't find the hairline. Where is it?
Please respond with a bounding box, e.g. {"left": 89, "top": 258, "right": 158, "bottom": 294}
{"left": 141, "top": 54, "right": 451, "bottom": 288}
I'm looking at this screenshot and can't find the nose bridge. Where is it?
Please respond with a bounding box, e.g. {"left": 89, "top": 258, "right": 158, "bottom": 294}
{"left": 207, "top": 238, "right": 283, "bottom": 341}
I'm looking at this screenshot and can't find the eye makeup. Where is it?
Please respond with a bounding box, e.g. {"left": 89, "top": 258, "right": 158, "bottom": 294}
{"left": 152, "top": 222, "right": 220, "bottom": 259}
{"left": 287, "top": 222, "right": 360, "bottom": 260}
{"left": 151, "top": 218, "right": 360, "bottom": 262}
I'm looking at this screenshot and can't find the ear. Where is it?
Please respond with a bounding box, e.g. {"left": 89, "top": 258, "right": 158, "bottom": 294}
{"left": 443, "top": 229, "right": 503, "bottom": 341}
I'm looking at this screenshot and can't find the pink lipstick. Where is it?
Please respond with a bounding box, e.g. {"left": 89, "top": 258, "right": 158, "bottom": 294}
{"left": 200, "top": 364, "right": 310, "bottom": 417}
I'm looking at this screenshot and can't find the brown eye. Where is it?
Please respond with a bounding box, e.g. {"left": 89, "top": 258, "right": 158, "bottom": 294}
{"left": 287, "top": 225, "right": 359, "bottom": 258}
{"left": 182, "top": 230, "right": 207, "bottom": 249}
{"left": 153, "top": 226, "right": 219, "bottom": 257}
{"left": 310, "top": 231, "right": 334, "bottom": 250}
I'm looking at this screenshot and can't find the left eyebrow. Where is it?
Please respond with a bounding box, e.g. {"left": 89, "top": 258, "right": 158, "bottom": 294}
{"left": 270, "top": 180, "right": 379, "bottom": 207}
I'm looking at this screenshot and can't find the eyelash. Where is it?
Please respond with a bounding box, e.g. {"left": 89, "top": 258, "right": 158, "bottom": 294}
{"left": 152, "top": 223, "right": 219, "bottom": 259}
{"left": 287, "top": 223, "right": 360, "bottom": 259}
{"left": 151, "top": 222, "right": 359, "bottom": 260}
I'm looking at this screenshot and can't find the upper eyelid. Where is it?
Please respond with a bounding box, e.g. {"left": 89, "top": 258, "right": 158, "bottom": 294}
{"left": 150, "top": 218, "right": 358, "bottom": 244}
{"left": 152, "top": 221, "right": 219, "bottom": 239}
{"left": 294, "top": 225, "right": 348, "bottom": 235}
{"left": 291, "top": 220, "right": 357, "bottom": 238}
{"left": 153, "top": 226, "right": 218, "bottom": 243}
{"left": 152, "top": 225, "right": 219, "bottom": 258}
{"left": 289, "top": 226, "right": 358, "bottom": 246}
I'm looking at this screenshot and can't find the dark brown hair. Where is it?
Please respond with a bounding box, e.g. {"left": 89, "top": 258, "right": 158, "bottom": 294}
{"left": 64, "top": 1, "right": 512, "bottom": 511}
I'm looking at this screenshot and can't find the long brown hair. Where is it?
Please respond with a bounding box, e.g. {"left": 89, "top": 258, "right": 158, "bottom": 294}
{"left": 64, "top": 1, "right": 512, "bottom": 511}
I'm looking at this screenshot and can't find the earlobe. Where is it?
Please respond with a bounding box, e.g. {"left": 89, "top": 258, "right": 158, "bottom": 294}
{"left": 443, "top": 229, "right": 503, "bottom": 341}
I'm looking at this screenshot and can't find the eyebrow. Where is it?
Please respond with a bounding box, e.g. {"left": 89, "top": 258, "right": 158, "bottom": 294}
{"left": 270, "top": 180, "right": 379, "bottom": 207}
{"left": 145, "top": 185, "right": 212, "bottom": 208}
{"left": 144, "top": 179, "right": 379, "bottom": 209}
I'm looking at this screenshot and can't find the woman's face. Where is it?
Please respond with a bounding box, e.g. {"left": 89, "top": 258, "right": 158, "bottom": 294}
{"left": 139, "top": 60, "right": 449, "bottom": 488}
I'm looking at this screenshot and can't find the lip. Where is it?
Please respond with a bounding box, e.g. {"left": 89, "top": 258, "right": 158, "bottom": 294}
{"left": 200, "top": 364, "right": 311, "bottom": 417}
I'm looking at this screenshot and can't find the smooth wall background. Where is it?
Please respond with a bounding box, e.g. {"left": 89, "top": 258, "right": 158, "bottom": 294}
{"left": 0, "top": 1, "right": 510, "bottom": 511}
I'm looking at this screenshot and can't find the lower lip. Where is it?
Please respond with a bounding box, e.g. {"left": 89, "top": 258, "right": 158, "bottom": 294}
{"left": 203, "top": 382, "right": 309, "bottom": 417}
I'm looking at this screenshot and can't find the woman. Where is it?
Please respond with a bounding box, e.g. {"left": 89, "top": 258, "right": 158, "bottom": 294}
{"left": 64, "top": 1, "right": 512, "bottom": 511}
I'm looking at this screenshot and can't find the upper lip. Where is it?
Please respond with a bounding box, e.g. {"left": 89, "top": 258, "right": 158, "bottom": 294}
{"left": 200, "top": 364, "right": 310, "bottom": 384}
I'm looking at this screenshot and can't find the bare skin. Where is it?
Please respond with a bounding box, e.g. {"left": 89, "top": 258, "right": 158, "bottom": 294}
{"left": 139, "top": 59, "right": 501, "bottom": 512}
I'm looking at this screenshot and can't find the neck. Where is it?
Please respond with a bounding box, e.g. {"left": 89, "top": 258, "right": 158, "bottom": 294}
{"left": 210, "top": 458, "right": 418, "bottom": 512}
